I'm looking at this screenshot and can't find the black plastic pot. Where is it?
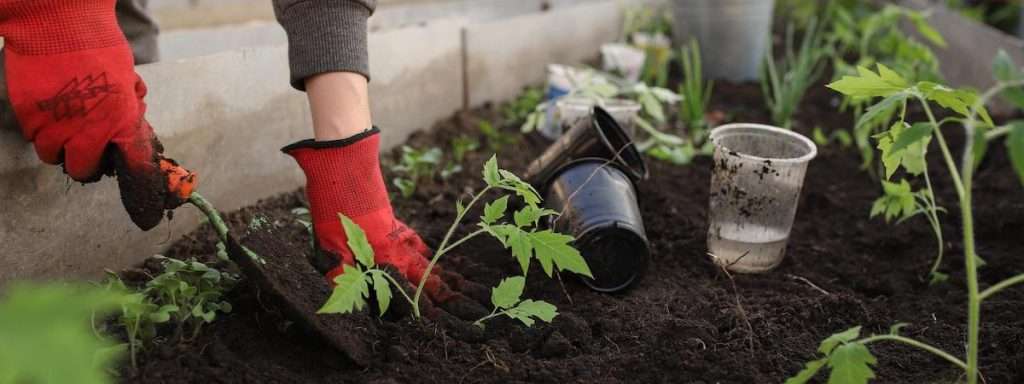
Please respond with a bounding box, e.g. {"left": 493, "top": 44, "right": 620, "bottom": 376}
{"left": 544, "top": 159, "right": 649, "bottom": 292}
{"left": 525, "top": 106, "right": 648, "bottom": 194}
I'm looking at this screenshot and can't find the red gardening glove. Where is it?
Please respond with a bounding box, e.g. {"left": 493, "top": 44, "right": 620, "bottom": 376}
{"left": 0, "top": 0, "right": 194, "bottom": 230}
{"left": 283, "top": 129, "right": 456, "bottom": 304}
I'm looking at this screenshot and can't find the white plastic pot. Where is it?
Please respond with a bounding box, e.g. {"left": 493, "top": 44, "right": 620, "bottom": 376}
{"left": 706, "top": 123, "right": 817, "bottom": 273}
{"left": 601, "top": 43, "right": 647, "bottom": 83}
{"left": 671, "top": 0, "right": 775, "bottom": 82}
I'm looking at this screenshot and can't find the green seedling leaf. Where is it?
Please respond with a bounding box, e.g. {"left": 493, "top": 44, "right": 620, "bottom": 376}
{"left": 491, "top": 276, "right": 525, "bottom": 309}
{"left": 855, "top": 93, "right": 906, "bottom": 130}
{"left": 486, "top": 224, "right": 533, "bottom": 274}
{"left": 529, "top": 230, "right": 592, "bottom": 278}
{"left": 827, "top": 64, "right": 909, "bottom": 98}
{"left": 339, "top": 214, "right": 374, "bottom": 268}
{"left": 971, "top": 127, "right": 990, "bottom": 171}
{"left": 785, "top": 358, "right": 828, "bottom": 384}
{"left": 482, "top": 196, "right": 510, "bottom": 225}
{"left": 826, "top": 342, "right": 877, "bottom": 384}
{"left": 455, "top": 199, "right": 467, "bottom": 217}
{"left": 634, "top": 115, "right": 685, "bottom": 145}
{"left": 871, "top": 180, "right": 917, "bottom": 222}
{"left": 318, "top": 264, "right": 370, "bottom": 314}
{"left": 889, "top": 122, "right": 932, "bottom": 153}
{"left": 875, "top": 122, "right": 930, "bottom": 178}
{"left": 504, "top": 299, "right": 558, "bottom": 327}
{"left": 929, "top": 271, "right": 950, "bottom": 285}
{"left": 393, "top": 177, "right": 416, "bottom": 198}
{"left": 818, "top": 326, "right": 862, "bottom": 355}
{"left": 1008, "top": 121, "right": 1024, "bottom": 186}
{"left": 639, "top": 90, "right": 666, "bottom": 122}
{"left": 918, "top": 82, "right": 993, "bottom": 126}
{"left": 483, "top": 155, "right": 500, "bottom": 187}
{"left": 513, "top": 205, "right": 558, "bottom": 228}
{"left": 369, "top": 270, "right": 393, "bottom": 317}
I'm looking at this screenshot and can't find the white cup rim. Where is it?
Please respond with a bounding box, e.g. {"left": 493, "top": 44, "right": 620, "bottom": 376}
{"left": 709, "top": 123, "right": 818, "bottom": 164}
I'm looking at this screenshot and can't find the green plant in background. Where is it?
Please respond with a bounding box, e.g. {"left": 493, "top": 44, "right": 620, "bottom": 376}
{"left": 0, "top": 283, "right": 129, "bottom": 384}
{"left": 762, "top": 17, "right": 830, "bottom": 129}
{"left": 451, "top": 135, "right": 480, "bottom": 163}
{"left": 391, "top": 145, "right": 443, "bottom": 197}
{"left": 502, "top": 86, "right": 544, "bottom": 125}
{"left": 812, "top": 126, "right": 853, "bottom": 148}
{"left": 621, "top": 5, "right": 672, "bottom": 41}
{"left": 677, "top": 39, "right": 714, "bottom": 139}
{"left": 790, "top": 55, "right": 1024, "bottom": 383}
{"left": 319, "top": 156, "right": 592, "bottom": 321}
{"left": 945, "top": 0, "right": 1021, "bottom": 34}
{"left": 826, "top": 2, "right": 947, "bottom": 175}
{"left": 479, "top": 120, "right": 520, "bottom": 152}
{"left": 145, "top": 256, "right": 236, "bottom": 341}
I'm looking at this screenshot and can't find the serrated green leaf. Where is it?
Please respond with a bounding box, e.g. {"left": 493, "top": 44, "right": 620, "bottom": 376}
{"left": 318, "top": 265, "right": 369, "bottom": 314}
{"left": 855, "top": 93, "right": 906, "bottom": 130}
{"left": 455, "top": 199, "right": 467, "bottom": 217}
{"left": 482, "top": 196, "right": 509, "bottom": 225}
{"left": 826, "top": 343, "right": 877, "bottom": 384}
{"left": 528, "top": 230, "right": 592, "bottom": 278}
{"left": 827, "top": 64, "right": 909, "bottom": 98}
{"left": 486, "top": 224, "right": 533, "bottom": 274}
{"left": 818, "top": 326, "right": 862, "bottom": 355}
{"left": 919, "top": 82, "right": 993, "bottom": 126}
{"left": 491, "top": 276, "right": 525, "bottom": 309}
{"left": 513, "top": 205, "right": 558, "bottom": 228}
{"left": 890, "top": 123, "right": 932, "bottom": 153}
{"left": 483, "top": 155, "right": 500, "bottom": 186}
{"left": 369, "top": 270, "right": 392, "bottom": 317}
{"left": 339, "top": 214, "right": 374, "bottom": 268}
{"left": 504, "top": 299, "right": 558, "bottom": 327}
{"left": 785, "top": 358, "right": 828, "bottom": 384}
{"left": 1008, "top": 122, "right": 1024, "bottom": 186}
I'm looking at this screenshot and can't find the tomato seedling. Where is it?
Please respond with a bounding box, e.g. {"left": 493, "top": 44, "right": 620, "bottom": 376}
{"left": 319, "top": 156, "right": 592, "bottom": 322}
{"left": 790, "top": 55, "right": 1024, "bottom": 384}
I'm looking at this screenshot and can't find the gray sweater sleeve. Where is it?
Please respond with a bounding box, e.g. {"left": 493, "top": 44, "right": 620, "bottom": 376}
{"left": 272, "top": 0, "right": 377, "bottom": 90}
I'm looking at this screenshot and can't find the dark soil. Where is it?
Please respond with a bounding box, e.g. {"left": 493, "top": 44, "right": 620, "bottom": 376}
{"left": 119, "top": 81, "right": 1024, "bottom": 383}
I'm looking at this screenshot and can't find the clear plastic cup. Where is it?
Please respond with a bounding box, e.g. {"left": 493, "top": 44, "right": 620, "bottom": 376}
{"left": 706, "top": 123, "right": 817, "bottom": 273}
{"left": 547, "top": 97, "right": 641, "bottom": 140}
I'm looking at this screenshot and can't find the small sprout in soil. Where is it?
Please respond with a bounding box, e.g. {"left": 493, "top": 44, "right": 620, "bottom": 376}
{"left": 450, "top": 135, "right": 480, "bottom": 164}
{"left": 761, "top": 16, "right": 829, "bottom": 129}
{"left": 0, "top": 282, "right": 131, "bottom": 384}
{"left": 473, "top": 276, "right": 558, "bottom": 328}
{"left": 805, "top": 55, "right": 1024, "bottom": 384}
{"left": 100, "top": 272, "right": 176, "bottom": 370}
{"left": 391, "top": 145, "right": 443, "bottom": 198}
{"left": 812, "top": 126, "right": 853, "bottom": 148}
{"left": 502, "top": 86, "right": 544, "bottom": 126}
{"left": 145, "top": 256, "right": 237, "bottom": 341}
{"left": 479, "top": 120, "right": 520, "bottom": 152}
{"left": 319, "top": 156, "right": 591, "bottom": 322}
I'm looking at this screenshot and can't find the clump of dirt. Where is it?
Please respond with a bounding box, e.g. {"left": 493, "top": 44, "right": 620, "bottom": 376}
{"left": 119, "top": 83, "right": 1024, "bottom": 383}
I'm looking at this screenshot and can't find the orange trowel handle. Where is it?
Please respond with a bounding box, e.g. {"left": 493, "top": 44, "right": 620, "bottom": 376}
{"left": 160, "top": 159, "right": 198, "bottom": 202}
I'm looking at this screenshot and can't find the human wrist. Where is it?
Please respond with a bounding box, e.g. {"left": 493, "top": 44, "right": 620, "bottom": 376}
{"left": 305, "top": 71, "right": 373, "bottom": 141}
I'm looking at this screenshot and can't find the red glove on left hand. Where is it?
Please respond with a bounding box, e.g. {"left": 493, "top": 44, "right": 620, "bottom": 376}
{"left": 0, "top": 0, "right": 193, "bottom": 230}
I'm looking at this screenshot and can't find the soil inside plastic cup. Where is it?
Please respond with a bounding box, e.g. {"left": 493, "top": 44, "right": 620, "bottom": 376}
{"left": 706, "top": 123, "right": 817, "bottom": 273}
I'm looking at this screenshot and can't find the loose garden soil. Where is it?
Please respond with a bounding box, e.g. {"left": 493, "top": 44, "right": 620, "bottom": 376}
{"left": 120, "top": 81, "right": 1024, "bottom": 383}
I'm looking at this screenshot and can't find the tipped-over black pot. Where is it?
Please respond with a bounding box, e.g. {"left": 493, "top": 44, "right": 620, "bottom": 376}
{"left": 543, "top": 159, "right": 649, "bottom": 293}
{"left": 525, "top": 106, "right": 648, "bottom": 195}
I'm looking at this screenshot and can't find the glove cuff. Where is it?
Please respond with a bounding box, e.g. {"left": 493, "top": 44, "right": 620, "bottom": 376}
{"left": 0, "top": 0, "right": 127, "bottom": 56}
